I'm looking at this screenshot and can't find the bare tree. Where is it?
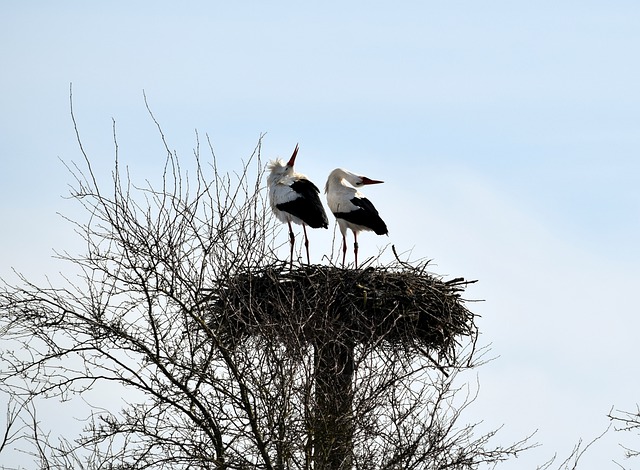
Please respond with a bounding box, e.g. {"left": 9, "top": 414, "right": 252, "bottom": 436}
{"left": 609, "top": 406, "right": 640, "bottom": 467}
{"left": 535, "top": 425, "right": 611, "bottom": 470}
{"left": 0, "top": 98, "right": 531, "bottom": 469}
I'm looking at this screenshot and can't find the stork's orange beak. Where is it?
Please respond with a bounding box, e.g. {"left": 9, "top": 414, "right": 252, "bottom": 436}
{"left": 287, "top": 143, "right": 299, "bottom": 167}
{"left": 361, "top": 176, "right": 384, "bottom": 185}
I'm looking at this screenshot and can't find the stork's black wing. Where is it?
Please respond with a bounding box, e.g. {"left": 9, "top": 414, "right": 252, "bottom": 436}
{"left": 333, "top": 197, "right": 388, "bottom": 235}
{"left": 276, "top": 179, "right": 329, "bottom": 228}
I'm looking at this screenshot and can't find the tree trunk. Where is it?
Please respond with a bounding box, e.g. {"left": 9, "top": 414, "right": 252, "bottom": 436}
{"left": 313, "top": 339, "right": 354, "bottom": 470}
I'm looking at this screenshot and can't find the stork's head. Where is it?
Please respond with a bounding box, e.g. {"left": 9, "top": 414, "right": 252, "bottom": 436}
{"left": 355, "top": 175, "right": 384, "bottom": 187}
{"left": 328, "top": 168, "right": 384, "bottom": 189}
{"left": 267, "top": 144, "right": 299, "bottom": 179}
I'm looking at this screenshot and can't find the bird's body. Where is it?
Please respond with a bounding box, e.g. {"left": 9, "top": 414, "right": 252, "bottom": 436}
{"left": 267, "top": 145, "right": 328, "bottom": 265}
{"left": 325, "top": 168, "right": 388, "bottom": 268}
{"left": 268, "top": 176, "right": 328, "bottom": 229}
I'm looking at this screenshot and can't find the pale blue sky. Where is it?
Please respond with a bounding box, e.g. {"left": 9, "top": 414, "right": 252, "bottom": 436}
{"left": 2, "top": 2, "right": 639, "bottom": 468}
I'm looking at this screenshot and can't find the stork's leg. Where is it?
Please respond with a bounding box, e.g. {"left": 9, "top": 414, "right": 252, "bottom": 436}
{"left": 287, "top": 220, "right": 295, "bottom": 267}
{"left": 353, "top": 231, "right": 359, "bottom": 269}
{"left": 341, "top": 233, "right": 347, "bottom": 267}
{"left": 303, "top": 224, "right": 310, "bottom": 264}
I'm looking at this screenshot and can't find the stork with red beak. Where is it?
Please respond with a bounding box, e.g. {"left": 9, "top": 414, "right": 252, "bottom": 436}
{"left": 325, "top": 168, "right": 388, "bottom": 268}
{"left": 267, "top": 144, "right": 329, "bottom": 265}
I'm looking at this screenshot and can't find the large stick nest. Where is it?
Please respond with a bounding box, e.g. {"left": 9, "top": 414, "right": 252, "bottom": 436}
{"left": 204, "top": 261, "right": 477, "bottom": 358}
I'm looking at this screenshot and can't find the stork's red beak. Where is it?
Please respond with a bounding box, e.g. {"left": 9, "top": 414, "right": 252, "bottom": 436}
{"left": 361, "top": 176, "right": 384, "bottom": 185}
{"left": 287, "top": 143, "right": 299, "bottom": 167}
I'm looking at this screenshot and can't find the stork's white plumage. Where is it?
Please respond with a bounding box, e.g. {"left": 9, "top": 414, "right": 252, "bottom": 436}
{"left": 267, "top": 144, "right": 328, "bottom": 265}
{"left": 325, "top": 168, "right": 388, "bottom": 268}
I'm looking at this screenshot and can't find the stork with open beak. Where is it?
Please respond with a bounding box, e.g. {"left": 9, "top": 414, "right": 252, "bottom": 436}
{"left": 267, "top": 144, "right": 329, "bottom": 265}
{"left": 325, "top": 168, "right": 388, "bottom": 268}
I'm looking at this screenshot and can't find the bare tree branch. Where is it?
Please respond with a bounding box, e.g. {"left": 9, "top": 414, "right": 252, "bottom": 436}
{"left": 609, "top": 405, "right": 640, "bottom": 463}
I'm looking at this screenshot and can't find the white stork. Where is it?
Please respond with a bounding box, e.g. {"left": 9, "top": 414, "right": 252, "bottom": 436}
{"left": 267, "top": 144, "right": 329, "bottom": 265}
{"left": 325, "top": 168, "right": 388, "bottom": 268}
